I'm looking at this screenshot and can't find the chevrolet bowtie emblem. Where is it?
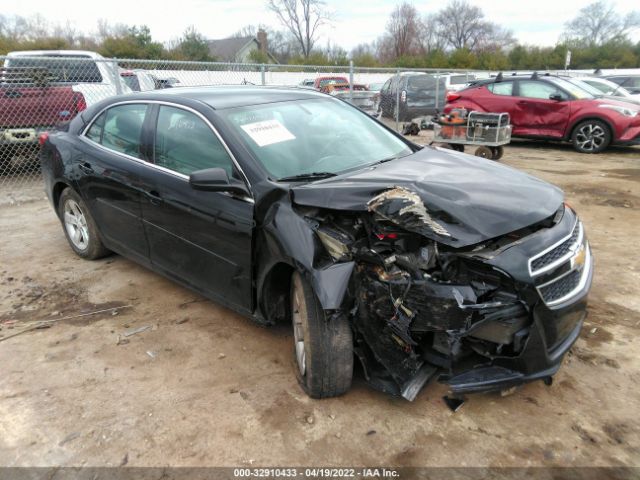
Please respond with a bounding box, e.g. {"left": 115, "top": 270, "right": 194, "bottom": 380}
{"left": 572, "top": 244, "right": 586, "bottom": 269}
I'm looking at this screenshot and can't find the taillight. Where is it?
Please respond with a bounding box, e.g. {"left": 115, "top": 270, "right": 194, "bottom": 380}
{"left": 38, "top": 132, "right": 49, "bottom": 146}
{"left": 400, "top": 90, "right": 407, "bottom": 102}
{"left": 375, "top": 232, "right": 398, "bottom": 240}
{"left": 446, "top": 92, "right": 461, "bottom": 102}
{"left": 75, "top": 92, "right": 87, "bottom": 112}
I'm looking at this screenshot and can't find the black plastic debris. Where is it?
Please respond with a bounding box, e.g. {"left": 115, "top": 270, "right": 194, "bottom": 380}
{"left": 443, "top": 395, "right": 465, "bottom": 412}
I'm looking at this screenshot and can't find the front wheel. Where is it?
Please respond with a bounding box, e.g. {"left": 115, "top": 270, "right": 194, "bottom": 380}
{"left": 571, "top": 120, "right": 611, "bottom": 153}
{"left": 58, "top": 188, "right": 110, "bottom": 260}
{"left": 291, "top": 271, "right": 353, "bottom": 398}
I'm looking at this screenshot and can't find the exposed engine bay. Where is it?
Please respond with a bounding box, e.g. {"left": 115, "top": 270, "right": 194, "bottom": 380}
{"left": 296, "top": 186, "right": 578, "bottom": 400}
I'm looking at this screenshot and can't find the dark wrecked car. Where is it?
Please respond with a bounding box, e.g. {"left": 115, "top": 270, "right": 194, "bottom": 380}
{"left": 40, "top": 86, "right": 593, "bottom": 401}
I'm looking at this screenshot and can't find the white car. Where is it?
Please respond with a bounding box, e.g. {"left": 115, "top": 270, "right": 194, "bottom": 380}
{"left": 578, "top": 76, "right": 640, "bottom": 105}
{"left": 4, "top": 50, "right": 131, "bottom": 105}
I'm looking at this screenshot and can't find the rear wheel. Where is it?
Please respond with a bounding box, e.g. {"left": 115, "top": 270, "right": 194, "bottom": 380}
{"left": 490, "top": 146, "right": 504, "bottom": 160}
{"left": 291, "top": 271, "right": 353, "bottom": 398}
{"left": 58, "top": 188, "right": 110, "bottom": 260}
{"left": 571, "top": 120, "right": 611, "bottom": 153}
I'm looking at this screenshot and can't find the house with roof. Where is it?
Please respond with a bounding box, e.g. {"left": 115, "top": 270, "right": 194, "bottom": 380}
{"left": 206, "top": 30, "right": 278, "bottom": 64}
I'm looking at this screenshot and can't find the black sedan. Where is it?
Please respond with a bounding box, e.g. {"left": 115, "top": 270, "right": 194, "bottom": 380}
{"left": 40, "top": 86, "right": 593, "bottom": 401}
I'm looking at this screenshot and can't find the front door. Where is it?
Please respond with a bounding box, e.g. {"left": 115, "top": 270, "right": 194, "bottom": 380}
{"left": 511, "top": 80, "right": 571, "bottom": 138}
{"left": 139, "top": 104, "right": 254, "bottom": 312}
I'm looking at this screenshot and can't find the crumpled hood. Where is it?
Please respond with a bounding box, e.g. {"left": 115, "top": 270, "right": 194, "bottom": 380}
{"left": 291, "top": 147, "right": 564, "bottom": 248}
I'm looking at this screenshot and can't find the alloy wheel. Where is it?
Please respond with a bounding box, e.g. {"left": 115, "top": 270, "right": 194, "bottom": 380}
{"left": 63, "top": 199, "right": 90, "bottom": 251}
{"left": 575, "top": 124, "right": 606, "bottom": 152}
{"left": 291, "top": 277, "right": 307, "bottom": 377}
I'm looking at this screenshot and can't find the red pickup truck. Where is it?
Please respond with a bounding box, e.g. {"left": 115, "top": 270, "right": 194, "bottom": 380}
{"left": 0, "top": 70, "right": 86, "bottom": 173}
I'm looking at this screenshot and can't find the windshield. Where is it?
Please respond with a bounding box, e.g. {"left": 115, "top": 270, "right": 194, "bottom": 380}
{"left": 220, "top": 98, "right": 413, "bottom": 180}
{"left": 546, "top": 77, "right": 594, "bottom": 99}
{"left": 582, "top": 78, "right": 631, "bottom": 97}
{"left": 566, "top": 78, "right": 604, "bottom": 97}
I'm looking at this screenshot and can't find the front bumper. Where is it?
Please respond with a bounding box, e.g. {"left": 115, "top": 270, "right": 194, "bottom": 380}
{"left": 442, "top": 210, "right": 593, "bottom": 394}
{"left": 444, "top": 305, "right": 586, "bottom": 394}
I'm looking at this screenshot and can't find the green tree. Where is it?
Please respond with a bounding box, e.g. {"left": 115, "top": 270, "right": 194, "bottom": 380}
{"left": 169, "top": 26, "right": 214, "bottom": 61}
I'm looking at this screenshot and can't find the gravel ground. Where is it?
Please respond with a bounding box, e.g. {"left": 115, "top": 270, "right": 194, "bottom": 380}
{"left": 0, "top": 137, "right": 639, "bottom": 468}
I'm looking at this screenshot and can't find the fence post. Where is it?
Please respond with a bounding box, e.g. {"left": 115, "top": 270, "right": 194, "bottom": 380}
{"left": 260, "top": 64, "right": 266, "bottom": 86}
{"left": 110, "top": 59, "right": 123, "bottom": 95}
{"left": 435, "top": 69, "right": 440, "bottom": 112}
{"left": 349, "top": 60, "right": 354, "bottom": 102}
{"left": 395, "top": 67, "right": 401, "bottom": 131}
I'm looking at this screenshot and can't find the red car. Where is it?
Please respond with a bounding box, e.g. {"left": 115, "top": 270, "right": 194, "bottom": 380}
{"left": 313, "top": 76, "right": 349, "bottom": 90}
{"left": 444, "top": 74, "right": 640, "bottom": 153}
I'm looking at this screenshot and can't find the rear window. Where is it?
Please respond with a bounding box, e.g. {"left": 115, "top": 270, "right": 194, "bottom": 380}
{"left": 407, "top": 75, "right": 443, "bottom": 91}
{"left": 121, "top": 74, "right": 140, "bottom": 91}
{"left": 6, "top": 56, "right": 103, "bottom": 83}
{"left": 319, "top": 78, "right": 348, "bottom": 87}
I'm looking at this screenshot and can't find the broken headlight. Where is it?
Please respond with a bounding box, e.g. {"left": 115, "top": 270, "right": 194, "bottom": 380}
{"left": 316, "top": 226, "right": 353, "bottom": 261}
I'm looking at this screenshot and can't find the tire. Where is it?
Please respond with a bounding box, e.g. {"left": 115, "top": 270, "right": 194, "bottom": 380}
{"left": 58, "top": 188, "right": 110, "bottom": 260}
{"left": 491, "top": 146, "right": 504, "bottom": 160}
{"left": 571, "top": 119, "right": 611, "bottom": 154}
{"left": 451, "top": 144, "right": 465, "bottom": 153}
{"left": 474, "top": 146, "right": 493, "bottom": 158}
{"left": 290, "top": 271, "right": 353, "bottom": 398}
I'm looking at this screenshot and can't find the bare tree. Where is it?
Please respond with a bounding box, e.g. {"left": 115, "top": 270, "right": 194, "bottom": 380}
{"left": 434, "top": 0, "right": 513, "bottom": 51}
{"left": 564, "top": 1, "right": 640, "bottom": 45}
{"left": 385, "top": 3, "right": 422, "bottom": 58}
{"left": 418, "top": 13, "right": 445, "bottom": 53}
{"left": 267, "top": 0, "right": 330, "bottom": 58}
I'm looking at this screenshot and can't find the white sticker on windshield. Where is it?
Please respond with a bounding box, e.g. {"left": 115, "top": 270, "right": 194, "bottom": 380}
{"left": 240, "top": 119, "right": 296, "bottom": 147}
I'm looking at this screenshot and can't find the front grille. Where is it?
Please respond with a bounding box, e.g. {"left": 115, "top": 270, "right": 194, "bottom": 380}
{"left": 538, "top": 268, "right": 582, "bottom": 303}
{"left": 530, "top": 221, "right": 581, "bottom": 274}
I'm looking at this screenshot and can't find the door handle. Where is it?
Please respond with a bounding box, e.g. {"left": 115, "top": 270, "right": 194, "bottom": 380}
{"left": 79, "top": 162, "right": 94, "bottom": 173}
{"left": 146, "top": 190, "right": 162, "bottom": 205}
{"left": 516, "top": 100, "right": 529, "bottom": 105}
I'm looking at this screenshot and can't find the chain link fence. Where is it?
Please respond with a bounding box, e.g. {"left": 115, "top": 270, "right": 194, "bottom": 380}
{"left": 1, "top": 54, "right": 577, "bottom": 200}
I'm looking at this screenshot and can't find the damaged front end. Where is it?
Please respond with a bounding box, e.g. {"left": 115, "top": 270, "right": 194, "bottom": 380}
{"left": 296, "top": 186, "right": 592, "bottom": 401}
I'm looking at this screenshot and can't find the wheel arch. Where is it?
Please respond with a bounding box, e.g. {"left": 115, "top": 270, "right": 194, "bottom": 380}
{"left": 258, "top": 261, "right": 295, "bottom": 325}
{"left": 567, "top": 116, "right": 614, "bottom": 142}
{"left": 52, "top": 181, "right": 75, "bottom": 213}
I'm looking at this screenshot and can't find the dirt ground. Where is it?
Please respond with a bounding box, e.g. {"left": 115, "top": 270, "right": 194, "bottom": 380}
{"left": 0, "top": 136, "right": 639, "bottom": 469}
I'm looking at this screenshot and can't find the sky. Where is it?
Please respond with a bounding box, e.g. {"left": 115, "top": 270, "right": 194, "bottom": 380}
{"left": 8, "top": 0, "right": 640, "bottom": 50}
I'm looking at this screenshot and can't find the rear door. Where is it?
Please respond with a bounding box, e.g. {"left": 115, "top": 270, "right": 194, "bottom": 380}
{"left": 138, "top": 104, "right": 254, "bottom": 311}
{"left": 76, "top": 103, "right": 151, "bottom": 264}
{"left": 472, "top": 81, "right": 518, "bottom": 118}
{"left": 511, "top": 80, "right": 571, "bottom": 137}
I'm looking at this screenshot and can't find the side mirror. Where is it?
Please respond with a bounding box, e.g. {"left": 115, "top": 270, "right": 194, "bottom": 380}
{"left": 549, "top": 93, "right": 563, "bottom": 101}
{"left": 189, "top": 168, "right": 249, "bottom": 196}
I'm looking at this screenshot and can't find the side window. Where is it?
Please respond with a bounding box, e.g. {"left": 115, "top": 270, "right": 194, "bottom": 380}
{"left": 154, "top": 106, "right": 234, "bottom": 177}
{"left": 518, "top": 81, "right": 564, "bottom": 100}
{"left": 96, "top": 104, "right": 148, "bottom": 158}
{"left": 382, "top": 79, "right": 391, "bottom": 92}
{"left": 85, "top": 112, "right": 106, "bottom": 143}
{"left": 487, "top": 82, "right": 514, "bottom": 96}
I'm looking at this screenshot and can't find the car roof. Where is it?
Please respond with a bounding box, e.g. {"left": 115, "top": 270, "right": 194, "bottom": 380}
{"left": 119, "top": 85, "right": 328, "bottom": 109}
{"left": 7, "top": 50, "right": 104, "bottom": 59}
